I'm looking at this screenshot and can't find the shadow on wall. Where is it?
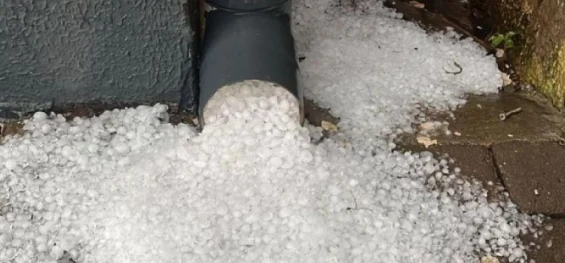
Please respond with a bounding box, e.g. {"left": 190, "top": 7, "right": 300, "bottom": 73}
{"left": 0, "top": 0, "right": 197, "bottom": 117}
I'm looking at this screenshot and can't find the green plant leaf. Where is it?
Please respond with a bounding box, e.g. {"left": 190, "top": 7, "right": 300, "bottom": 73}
{"left": 504, "top": 39, "right": 514, "bottom": 49}
{"left": 490, "top": 35, "right": 505, "bottom": 47}
{"left": 505, "top": 31, "right": 517, "bottom": 38}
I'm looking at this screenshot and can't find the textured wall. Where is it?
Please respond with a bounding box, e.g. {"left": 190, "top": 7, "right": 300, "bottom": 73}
{"left": 0, "top": 0, "right": 196, "bottom": 116}
{"left": 476, "top": 0, "right": 565, "bottom": 109}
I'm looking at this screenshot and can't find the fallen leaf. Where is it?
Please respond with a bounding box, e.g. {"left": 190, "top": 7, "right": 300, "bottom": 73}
{"left": 416, "top": 136, "right": 437, "bottom": 148}
{"left": 480, "top": 255, "right": 500, "bottom": 263}
{"left": 502, "top": 73, "right": 512, "bottom": 86}
{"left": 409, "top": 1, "right": 425, "bottom": 8}
{"left": 321, "top": 120, "right": 338, "bottom": 132}
{"left": 419, "top": 121, "right": 436, "bottom": 131}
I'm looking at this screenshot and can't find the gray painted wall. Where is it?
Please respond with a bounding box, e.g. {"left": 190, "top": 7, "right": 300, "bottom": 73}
{"left": 0, "top": 0, "right": 196, "bottom": 116}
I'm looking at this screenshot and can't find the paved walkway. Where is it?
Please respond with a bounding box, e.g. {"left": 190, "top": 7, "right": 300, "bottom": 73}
{"left": 395, "top": 91, "right": 565, "bottom": 263}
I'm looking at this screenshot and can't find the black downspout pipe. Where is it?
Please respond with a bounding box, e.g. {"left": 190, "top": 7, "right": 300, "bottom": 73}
{"left": 198, "top": 0, "right": 303, "bottom": 126}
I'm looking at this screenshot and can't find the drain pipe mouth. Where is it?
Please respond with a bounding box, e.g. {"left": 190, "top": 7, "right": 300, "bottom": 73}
{"left": 198, "top": 0, "right": 303, "bottom": 127}
{"left": 206, "top": 0, "right": 290, "bottom": 13}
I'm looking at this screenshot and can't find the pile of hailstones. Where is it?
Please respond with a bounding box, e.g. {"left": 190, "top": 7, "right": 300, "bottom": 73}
{"left": 0, "top": 81, "right": 543, "bottom": 262}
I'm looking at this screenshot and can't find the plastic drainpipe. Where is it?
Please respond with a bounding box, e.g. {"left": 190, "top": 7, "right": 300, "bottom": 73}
{"left": 198, "top": 0, "right": 304, "bottom": 126}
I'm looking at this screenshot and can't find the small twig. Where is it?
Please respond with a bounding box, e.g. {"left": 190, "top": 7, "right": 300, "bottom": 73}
{"left": 444, "top": 61, "right": 463, "bottom": 75}
{"left": 498, "top": 107, "right": 522, "bottom": 121}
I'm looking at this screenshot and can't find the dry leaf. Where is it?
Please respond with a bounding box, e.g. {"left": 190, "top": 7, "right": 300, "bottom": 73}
{"left": 416, "top": 136, "right": 437, "bottom": 148}
{"left": 502, "top": 73, "right": 512, "bottom": 86}
{"left": 480, "top": 255, "right": 500, "bottom": 263}
{"left": 419, "top": 122, "right": 436, "bottom": 131}
{"left": 409, "top": 1, "right": 425, "bottom": 8}
{"left": 321, "top": 120, "right": 338, "bottom": 132}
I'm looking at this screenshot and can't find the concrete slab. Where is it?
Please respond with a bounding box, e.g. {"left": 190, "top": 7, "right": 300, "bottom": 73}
{"left": 397, "top": 92, "right": 565, "bottom": 146}
{"left": 523, "top": 219, "right": 565, "bottom": 263}
{"left": 397, "top": 143, "right": 504, "bottom": 200}
{"left": 395, "top": 91, "right": 565, "bottom": 261}
{"left": 492, "top": 141, "right": 565, "bottom": 216}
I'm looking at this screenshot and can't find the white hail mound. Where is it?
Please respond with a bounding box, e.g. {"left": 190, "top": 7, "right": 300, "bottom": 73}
{"left": 0, "top": 1, "right": 543, "bottom": 262}
{"left": 1, "top": 81, "right": 540, "bottom": 262}
{"left": 293, "top": 0, "right": 502, "bottom": 150}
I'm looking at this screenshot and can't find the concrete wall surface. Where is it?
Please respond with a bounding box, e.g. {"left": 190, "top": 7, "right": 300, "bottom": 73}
{"left": 0, "top": 0, "right": 196, "bottom": 116}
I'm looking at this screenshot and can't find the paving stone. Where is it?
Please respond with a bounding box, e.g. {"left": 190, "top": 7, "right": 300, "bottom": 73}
{"left": 397, "top": 143, "right": 503, "bottom": 199}
{"left": 523, "top": 219, "right": 565, "bottom": 263}
{"left": 397, "top": 93, "right": 565, "bottom": 146}
{"left": 492, "top": 141, "right": 565, "bottom": 216}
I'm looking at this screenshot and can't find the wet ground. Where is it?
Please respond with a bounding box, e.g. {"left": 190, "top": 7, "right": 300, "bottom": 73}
{"left": 381, "top": 1, "right": 565, "bottom": 261}
{"left": 395, "top": 90, "right": 565, "bottom": 263}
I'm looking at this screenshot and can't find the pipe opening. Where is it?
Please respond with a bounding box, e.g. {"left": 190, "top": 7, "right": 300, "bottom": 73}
{"left": 198, "top": 0, "right": 303, "bottom": 127}
{"left": 203, "top": 80, "right": 301, "bottom": 126}
{"left": 206, "top": 0, "right": 290, "bottom": 13}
